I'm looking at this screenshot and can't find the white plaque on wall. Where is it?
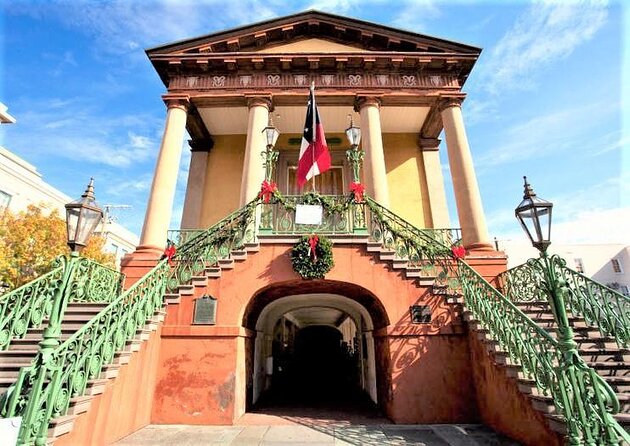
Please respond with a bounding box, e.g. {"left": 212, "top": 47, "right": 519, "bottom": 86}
{"left": 295, "top": 205, "right": 323, "bottom": 225}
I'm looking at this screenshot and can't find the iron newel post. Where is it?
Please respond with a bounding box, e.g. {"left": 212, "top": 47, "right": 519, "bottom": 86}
{"left": 516, "top": 177, "right": 622, "bottom": 445}
{"left": 261, "top": 115, "right": 280, "bottom": 183}
{"left": 39, "top": 179, "right": 103, "bottom": 361}
{"left": 345, "top": 114, "right": 363, "bottom": 183}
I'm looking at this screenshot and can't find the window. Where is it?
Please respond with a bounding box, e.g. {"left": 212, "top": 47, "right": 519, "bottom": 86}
{"left": 620, "top": 285, "right": 629, "bottom": 297}
{"left": 0, "top": 190, "right": 11, "bottom": 212}
{"left": 611, "top": 258, "right": 623, "bottom": 274}
{"left": 574, "top": 258, "right": 584, "bottom": 273}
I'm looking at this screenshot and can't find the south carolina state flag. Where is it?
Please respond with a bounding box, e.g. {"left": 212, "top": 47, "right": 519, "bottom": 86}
{"left": 296, "top": 83, "right": 331, "bottom": 187}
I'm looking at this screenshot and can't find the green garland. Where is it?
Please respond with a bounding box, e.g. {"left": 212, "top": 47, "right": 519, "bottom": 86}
{"left": 291, "top": 235, "right": 334, "bottom": 279}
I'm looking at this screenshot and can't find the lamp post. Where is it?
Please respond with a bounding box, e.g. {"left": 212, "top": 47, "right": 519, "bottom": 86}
{"left": 39, "top": 179, "right": 103, "bottom": 360}
{"left": 261, "top": 116, "right": 280, "bottom": 182}
{"left": 345, "top": 114, "right": 363, "bottom": 183}
{"left": 515, "top": 176, "right": 621, "bottom": 445}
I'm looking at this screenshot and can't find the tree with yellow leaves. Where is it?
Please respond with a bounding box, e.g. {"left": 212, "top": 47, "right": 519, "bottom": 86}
{"left": 0, "top": 205, "right": 115, "bottom": 291}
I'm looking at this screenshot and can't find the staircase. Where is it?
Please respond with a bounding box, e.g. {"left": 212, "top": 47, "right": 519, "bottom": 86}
{"left": 0, "top": 302, "right": 165, "bottom": 443}
{"left": 449, "top": 295, "right": 630, "bottom": 435}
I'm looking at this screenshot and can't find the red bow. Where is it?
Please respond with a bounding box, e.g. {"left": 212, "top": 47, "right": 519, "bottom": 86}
{"left": 163, "top": 244, "right": 177, "bottom": 266}
{"left": 258, "top": 180, "right": 278, "bottom": 204}
{"left": 350, "top": 182, "right": 365, "bottom": 202}
{"left": 308, "top": 235, "right": 319, "bottom": 262}
{"left": 451, "top": 245, "right": 466, "bottom": 259}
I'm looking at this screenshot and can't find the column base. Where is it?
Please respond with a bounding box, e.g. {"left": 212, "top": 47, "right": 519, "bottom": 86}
{"left": 463, "top": 248, "right": 508, "bottom": 284}
{"left": 464, "top": 242, "right": 495, "bottom": 252}
{"left": 121, "top": 248, "right": 164, "bottom": 288}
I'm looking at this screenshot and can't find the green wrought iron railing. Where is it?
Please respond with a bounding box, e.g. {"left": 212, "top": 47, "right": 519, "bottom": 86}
{"left": 497, "top": 260, "right": 630, "bottom": 348}
{"left": 0, "top": 258, "right": 124, "bottom": 350}
{"left": 1, "top": 260, "right": 168, "bottom": 446}
{"left": 167, "top": 200, "right": 258, "bottom": 291}
{"left": 364, "top": 200, "right": 628, "bottom": 444}
{"left": 258, "top": 194, "right": 361, "bottom": 235}
{"left": 457, "top": 260, "right": 629, "bottom": 445}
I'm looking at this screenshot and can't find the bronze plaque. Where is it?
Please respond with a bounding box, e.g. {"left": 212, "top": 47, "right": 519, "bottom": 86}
{"left": 193, "top": 295, "right": 217, "bottom": 325}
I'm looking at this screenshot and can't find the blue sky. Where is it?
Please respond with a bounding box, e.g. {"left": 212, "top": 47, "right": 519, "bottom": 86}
{"left": 1, "top": 0, "right": 628, "bottom": 245}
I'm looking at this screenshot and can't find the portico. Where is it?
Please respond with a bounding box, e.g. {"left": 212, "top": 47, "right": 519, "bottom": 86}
{"left": 132, "top": 10, "right": 493, "bottom": 259}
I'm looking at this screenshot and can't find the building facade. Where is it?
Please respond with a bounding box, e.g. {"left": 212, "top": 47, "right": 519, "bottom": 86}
{"left": 0, "top": 145, "right": 139, "bottom": 268}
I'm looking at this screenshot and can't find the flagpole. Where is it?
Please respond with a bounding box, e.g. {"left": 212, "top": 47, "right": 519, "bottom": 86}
{"left": 311, "top": 81, "right": 316, "bottom": 193}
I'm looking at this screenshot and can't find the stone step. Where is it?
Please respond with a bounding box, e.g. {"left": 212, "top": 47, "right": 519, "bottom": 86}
{"left": 68, "top": 395, "right": 93, "bottom": 416}
{"left": 48, "top": 414, "right": 76, "bottom": 440}
{"left": 588, "top": 362, "right": 630, "bottom": 376}
{"left": 164, "top": 293, "right": 181, "bottom": 304}
{"left": 191, "top": 276, "right": 208, "bottom": 287}
{"left": 205, "top": 266, "right": 222, "bottom": 278}
{"left": 580, "top": 349, "right": 630, "bottom": 363}
{"left": 218, "top": 258, "right": 235, "bottom": 269}
{"left": 604, "top": 376, "right": 630, "bottom": 393}
{"left": 243, "top": 242, "right": 260, "bottom": 253}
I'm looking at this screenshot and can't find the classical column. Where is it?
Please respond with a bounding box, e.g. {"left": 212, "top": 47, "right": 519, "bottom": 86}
{"left": 356, "top": 97, "right": 390, "bottom": 207}
{"left": 440, "top": 97, "right": 491, "bottom": 249}
{"left": 137, "top": 94, "right": 189, "bottom": 253}
{"left": 180, "top": 139, "right": 213, "bottom": 229}
{"left": 239, "top": 97, "right": 271, "bottom": 206}
{"left": 419, "top": 138, "right": 450, "bottom": 228}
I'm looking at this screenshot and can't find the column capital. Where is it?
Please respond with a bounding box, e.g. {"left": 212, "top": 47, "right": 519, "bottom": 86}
{"left": 418, "top": 137, "right": 441, "bottom": 151}
{"left": 354, "top": 96, "right": 382, "bottom": 112}
{"left": 438, "top": 95, "right": 466, "bottom": 112}
{"left": 162, "top": 94, "right": 190, "bottom": 111}
{"left": 246, "top": 96, "right": 273, "bottom": 111}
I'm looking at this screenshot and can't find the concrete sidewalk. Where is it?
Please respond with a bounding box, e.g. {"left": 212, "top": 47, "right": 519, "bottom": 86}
{"left": 113, "top": 424, "right": 521, "bottom": 445}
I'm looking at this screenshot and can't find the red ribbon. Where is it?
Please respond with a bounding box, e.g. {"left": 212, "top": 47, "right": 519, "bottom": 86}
{"left": 163, "top": 244, "right": 177, "bottom": 266}
{"left": 350, "top": 182, "right": 365, "bottom": 202}
{"left": 258, "top": 180, "right": 278, "bottom": 204}
{"left": 451, "top": 245, "right": 466, "bottom": 259}
{"left": 308, "top": 235, "right": 319, "bottom": 262}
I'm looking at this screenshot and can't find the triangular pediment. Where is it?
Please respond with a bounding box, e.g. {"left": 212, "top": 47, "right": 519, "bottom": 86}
{"left": 254, "top": 37, "right": 367, "bottom": 54}
{"left": 146, "top": 10, "right": 480, "bottom": 56}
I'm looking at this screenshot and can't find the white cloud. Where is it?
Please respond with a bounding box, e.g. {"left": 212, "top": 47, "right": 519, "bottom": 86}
{"left": 10, "top": 101, "right": 162, "bottom": 168}
{"left": 475, "top": 101, "right": 617, "bottom": 169}
{"left": 480, "top": 0, "right": 608, "bottom": 94}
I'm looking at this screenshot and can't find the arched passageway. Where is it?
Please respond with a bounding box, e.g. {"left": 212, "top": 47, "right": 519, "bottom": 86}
{"left": 241, "top": 281, "right": 389, "bottom": 417}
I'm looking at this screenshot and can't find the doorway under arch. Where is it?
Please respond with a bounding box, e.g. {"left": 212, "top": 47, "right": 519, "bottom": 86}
{"left": 241, "top": 284, "right": 389, "bottom": 417}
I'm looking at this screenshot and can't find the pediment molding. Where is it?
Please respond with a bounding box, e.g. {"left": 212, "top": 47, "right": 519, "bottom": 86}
{"left": 147, "top": 11, "right": 481, "bottom": 56}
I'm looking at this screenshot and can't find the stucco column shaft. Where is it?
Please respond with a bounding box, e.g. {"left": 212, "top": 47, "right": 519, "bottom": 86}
{"left": 138, "top": 95, "right": 189, "bottom": 252}
{"left": 240, "top": 98, "right": 271, "bottom": 206}
{"left": 419, "top": 138, "right": 450, "bottom": 228}
{"left": 356, "top": 97, "right": 390, "bottom": 207}
{"left": 181, "top": 149, "right": 209, "bottom": 229}
{"left": 440, "top": 98, "right": 491, "bottom": 249}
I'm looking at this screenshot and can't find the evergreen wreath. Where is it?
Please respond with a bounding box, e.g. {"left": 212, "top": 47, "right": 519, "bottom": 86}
{"left": 291, "top": 235, "right": 334, "bottom": 279}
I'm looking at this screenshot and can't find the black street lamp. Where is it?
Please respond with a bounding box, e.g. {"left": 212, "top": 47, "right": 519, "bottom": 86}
{"left": 345, "top": 114, "right": 361, "bottom": 149}
{"left": 64, "top": 178, "right": 104, "bottom": 254}
{"left": 515, "top": 176, "right": 553, "bottom": 253}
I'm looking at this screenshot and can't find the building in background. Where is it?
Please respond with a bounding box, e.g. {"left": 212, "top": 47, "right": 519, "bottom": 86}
{"left": 498, "top": 239, "right": 630, "bottom": 296}
{"left": 0, "top": 114, "right": 139, "bottom": 268}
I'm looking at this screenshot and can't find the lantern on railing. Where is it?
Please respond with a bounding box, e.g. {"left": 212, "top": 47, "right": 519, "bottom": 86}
{"left": 345, "top": 114, "right": 361, "bottom": 149}
{"left": 515, "top": 176, "right": 553, "bottom": 253}
{"left": 64, "top": 178, "right": 103, "bottom": 253}
{"left": 262, "top": 115, "right": 280, "bottom": 150}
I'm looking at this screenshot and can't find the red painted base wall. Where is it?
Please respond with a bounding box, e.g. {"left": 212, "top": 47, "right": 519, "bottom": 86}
{"left": 468, "top": 331, "right": 564, "bottom": 445}
{"left": 55, "top": 326, "right": 162, "bottom": 446}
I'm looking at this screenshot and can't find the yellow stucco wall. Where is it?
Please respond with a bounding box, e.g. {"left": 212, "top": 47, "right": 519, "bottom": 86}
{"left": 383, "top": 133, "right": 430, "bottom": 228}
{"left": 197, "top": 132, "right": 432, "bottom": 229}
{"left": 199, "top": 135, "right": 246, "bottom": 227}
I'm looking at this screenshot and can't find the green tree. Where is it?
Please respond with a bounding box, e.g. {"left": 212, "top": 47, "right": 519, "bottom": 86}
{"left": 0, "top": 205, "right": 116, "bottom": 291}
